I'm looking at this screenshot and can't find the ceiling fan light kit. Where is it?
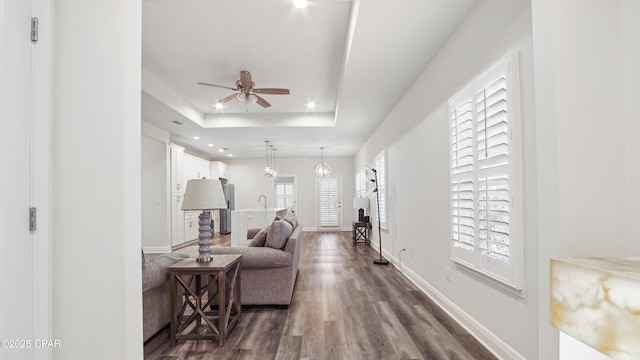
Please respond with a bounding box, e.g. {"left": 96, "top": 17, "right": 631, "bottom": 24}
{"left": 198, "top": 70, "right": 290, "bottom": 109}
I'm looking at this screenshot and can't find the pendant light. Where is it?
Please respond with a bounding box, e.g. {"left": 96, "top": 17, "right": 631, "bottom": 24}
{"left": 271, "top": 147, "right": 277, "bottom": 178}
{"left": 264, "top": 140, "right": 272, "bottom": 176}
{"left": 314, "top": 147, "right": 330, "bottom": 178}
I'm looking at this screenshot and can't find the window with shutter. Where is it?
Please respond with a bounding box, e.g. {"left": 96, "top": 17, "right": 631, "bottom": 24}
{"left": 355, "top": 170, "right": 367, "bottom": 198}
{"left": 449, "top": 52, "right": 524, "bottom": 294}
{"left": 374, "top": 150, "right": 387, "bottom": 228}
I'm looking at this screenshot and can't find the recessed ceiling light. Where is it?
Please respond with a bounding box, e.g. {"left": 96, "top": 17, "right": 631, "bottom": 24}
{"left": 208, "top": 143, "right": 214, "bottom": 147}
{"left": 214, "top": 103, "right": 224, "bottom": 110}
{"left": 293, "top": 0, "right": 307, "bottom": 9}
{"left": 307, "top": 102, "right": 316, "bottom": 109}
{"left": 193, "top": 136, "right": 200, "bottom": 140}
{"left": 227, "top": 154, "right": 233, "bottom": 157}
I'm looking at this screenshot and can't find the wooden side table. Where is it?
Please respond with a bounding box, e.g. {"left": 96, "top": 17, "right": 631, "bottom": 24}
{"left": 352, "top": 221, "right": 371, "bottom": 246}
{"left": 168, "top": 254, "right": 242, "bottom": 346}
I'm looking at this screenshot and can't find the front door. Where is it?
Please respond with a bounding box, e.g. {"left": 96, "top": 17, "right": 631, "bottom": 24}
{"left": 0, "top": 3, "right": 35, "bottom": 358}
{"left": 317, "top": 176, "right": 342, "bottom": 231}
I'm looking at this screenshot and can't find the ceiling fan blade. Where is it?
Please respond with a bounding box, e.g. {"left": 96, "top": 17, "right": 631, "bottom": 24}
{"left": 253, "top": 88, "right": 290, "bottom": 95}
{"left": 217, "top": 93, "right": 237, "bottom": 103}
{"left": 239, "top": 71, "right": 253, "bottom": 89}
{"left": 197, "top": 82, "right": 237, "bottom": 91}
{"left": 254, "top": 94, "right": 271, "bottom": 108}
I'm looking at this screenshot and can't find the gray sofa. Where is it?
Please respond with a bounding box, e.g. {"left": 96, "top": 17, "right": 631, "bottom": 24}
{"left": 211, "top": 219, "right": 302, "bottom": 307}
{"left": 141, "top": 251, "right": 189, "bottom": 342}
{"left": 141, "top": 214, "right": 301, "bottom": 341}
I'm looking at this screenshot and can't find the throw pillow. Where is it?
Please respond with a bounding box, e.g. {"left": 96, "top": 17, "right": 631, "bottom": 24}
{"left": 265, "top": 220, "right": 293, "bottom": 250}
{"left": 248, "top": 227, "right": 268, "bottom": 247}
{"left": 282, "top": 211, "right": 298, "bottom": 229}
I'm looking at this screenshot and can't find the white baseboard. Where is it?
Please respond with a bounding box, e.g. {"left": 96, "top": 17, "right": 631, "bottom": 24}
{"left": 302, "top": 227, "right": 352, "bottom": 232}
{"left": 142, "top": 246, "right": 171, "bottom": 254}
{"left": 382, "top": 248, "right": 526, "bottom": 360}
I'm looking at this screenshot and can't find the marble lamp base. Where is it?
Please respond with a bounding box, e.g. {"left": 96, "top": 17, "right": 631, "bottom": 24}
{"left": 551, "top": 257, "right": 640, "bottom": 359}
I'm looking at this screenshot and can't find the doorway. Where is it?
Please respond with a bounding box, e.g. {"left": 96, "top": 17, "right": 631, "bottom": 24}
{"left": 317, "top": 176, "right": 342, "bottom": 231}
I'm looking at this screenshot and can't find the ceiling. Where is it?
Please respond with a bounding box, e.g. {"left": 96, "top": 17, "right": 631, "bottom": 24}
{"left": 142, "top": 0, "right": 477, "bottom": 159}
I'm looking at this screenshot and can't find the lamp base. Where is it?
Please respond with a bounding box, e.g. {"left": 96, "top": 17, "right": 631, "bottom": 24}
{"left": 196, "top": 210, "right": 213, "bottom": 263}
{"left": 373, "top": 258, "right": 389, "bottom": 265}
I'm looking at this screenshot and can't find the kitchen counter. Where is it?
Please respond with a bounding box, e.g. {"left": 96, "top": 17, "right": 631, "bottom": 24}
{"left": 551, "top": 257, "right": 640, "bottom": 359}
{"left": 230, "top": 208, "right": 288, "bottom": 246}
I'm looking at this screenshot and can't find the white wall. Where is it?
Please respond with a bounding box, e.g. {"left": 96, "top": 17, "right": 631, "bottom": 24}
{"left": 225, "top": 156, "right": 355, "bottom": 230}
{"left": 356, "top": 0, "right": 537, "bottom": 358}
{"left": 52, "top": 0, "right": 143, "bottom": 358}
{"left": 141, "top": 123, "right": 170, "bottom": 251}
{"left": 532, "top": 0, "right": 640, "bottom": 358}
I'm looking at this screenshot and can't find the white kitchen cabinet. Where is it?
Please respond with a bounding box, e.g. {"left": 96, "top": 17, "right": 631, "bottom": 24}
{"left": 183, "top": 152, "right": 211, "bottom": 184}
{"left": 210, "top": 161, "right": 228, "bottom": 180}
{"left": 170, "top": 144, "right": 184, "bottom": 193}
{"left": 171, "top": 193, "right": 185, "bottom": 246}
{"left": 169, "top": 146, "right": 228, "bottom": 248}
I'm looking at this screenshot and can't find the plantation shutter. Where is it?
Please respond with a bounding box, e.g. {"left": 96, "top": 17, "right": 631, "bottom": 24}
{"left": 449, "top": 52, "right": 524, "bottom": 293}
{"left": 374, "top": 151, "right": 387, "bottom": 227}
{"left": 355, "top": 170, "right": 367, "bottom": 197}
{"left": 476, "top": 74, "right": 511, "bottom": 261}
{"left": 451, "top": 90, "right": 475, "bottom": 254}
{"left": 320, "top": 178, "right": 338, "bottom": 226}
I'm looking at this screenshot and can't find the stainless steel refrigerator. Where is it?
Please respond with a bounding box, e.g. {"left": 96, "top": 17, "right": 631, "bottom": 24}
{"left": 219, "top": 183, "right": 234, "bottom": 234}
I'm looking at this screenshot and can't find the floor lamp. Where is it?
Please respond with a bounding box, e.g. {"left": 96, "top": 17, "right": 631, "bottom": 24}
{"left": 371, "top": 168, "right": 389, "bottom": 265}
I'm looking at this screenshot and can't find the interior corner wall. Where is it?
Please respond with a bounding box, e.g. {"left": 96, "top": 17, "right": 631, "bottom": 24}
{"left": 52, "top": 0, "right": 143, "bottom": 358}
{"left": 224, "top": 156, "right": 355, "bottom": 231}
{"left": 357, "top": 0, "right": 537, "bottom": 358}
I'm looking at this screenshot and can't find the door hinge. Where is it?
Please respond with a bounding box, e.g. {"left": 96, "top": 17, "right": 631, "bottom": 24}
{"left": 29, "top": 207, "right": 37, "bottom": 231}
{"left": 31, "top": 17, "right": 39, "bottom": 43}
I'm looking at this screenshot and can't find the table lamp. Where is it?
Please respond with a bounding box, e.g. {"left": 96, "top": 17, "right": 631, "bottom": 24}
{"left": 353, "top": 197, "right": 369, "bottom": 222}
{"left": 181, "top": 178, "right": 228, "bottom": 262}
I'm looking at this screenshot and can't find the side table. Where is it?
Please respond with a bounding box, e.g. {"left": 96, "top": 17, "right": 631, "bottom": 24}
{"left": 352, "top": 221, "right": 371, "bottom": 246}
{"left": 168, "top": 254, "right": 242, "bottom": 346}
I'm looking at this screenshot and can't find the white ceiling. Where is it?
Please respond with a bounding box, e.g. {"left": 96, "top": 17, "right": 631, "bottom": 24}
{"left": 142, "top": 0, "right": 477, "bottom": 159}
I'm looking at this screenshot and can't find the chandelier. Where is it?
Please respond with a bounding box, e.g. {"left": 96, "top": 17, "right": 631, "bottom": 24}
{"left": 314, "top": 147, "right": 330, "bottom": 178}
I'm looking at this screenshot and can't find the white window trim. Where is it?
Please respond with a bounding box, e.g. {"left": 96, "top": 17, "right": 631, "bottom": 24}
{"left": 274, "top": 175, "right": 297, "bottom": 211}
{"left": 449, "top": 51, "right": 525, "bottom": 297}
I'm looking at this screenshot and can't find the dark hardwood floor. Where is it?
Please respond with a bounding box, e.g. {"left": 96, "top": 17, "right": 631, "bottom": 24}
{"left": 144, "top": 231, "right": 497, "bottom": 360}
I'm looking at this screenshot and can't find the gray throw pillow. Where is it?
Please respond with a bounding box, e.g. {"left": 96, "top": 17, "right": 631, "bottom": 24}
{"left": 265, "top": 220, "right": 293, "bottom": 250}
{"left": 282, "top": 212, "right": 298, "bottom": 229}
{"left": 248, "top": 227, "right": 268, "bottom": 247}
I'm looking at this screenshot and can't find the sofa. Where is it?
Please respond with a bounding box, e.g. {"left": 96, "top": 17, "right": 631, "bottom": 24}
{"left": 211, "top": 214, "right": 302, "bottom": 307}
{"left": 141, "top": 251, "right": 189, "bottom": 342}
{"left": 141, "top": 213, "right": 301, "bottom": 341}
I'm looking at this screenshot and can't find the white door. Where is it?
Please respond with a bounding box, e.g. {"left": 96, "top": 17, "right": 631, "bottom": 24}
{"left": 0, "top": 2, "right": 35, "bottom": 358}
{"left": 317, "top": 177, "right": 342, "bottom": 230}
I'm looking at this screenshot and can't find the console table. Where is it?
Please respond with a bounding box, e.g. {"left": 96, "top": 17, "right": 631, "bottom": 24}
{"left": 352, "top": 221, "right": 371, "bottom": 246}
{"left": 168, "top": 255, "right": 242, "bottom": 346}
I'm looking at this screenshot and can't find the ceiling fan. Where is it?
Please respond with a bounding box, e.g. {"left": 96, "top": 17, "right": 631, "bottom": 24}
{"left": 198, "top": 70, "right": 290, "bottom": 108}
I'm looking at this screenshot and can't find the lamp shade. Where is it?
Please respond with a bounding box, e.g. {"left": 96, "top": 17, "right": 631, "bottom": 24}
{"left": 181, "top": 179, "right": 227, "bottom": 210}
{"left": 353, "top": 197, "right": 369, "bottom": 210}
